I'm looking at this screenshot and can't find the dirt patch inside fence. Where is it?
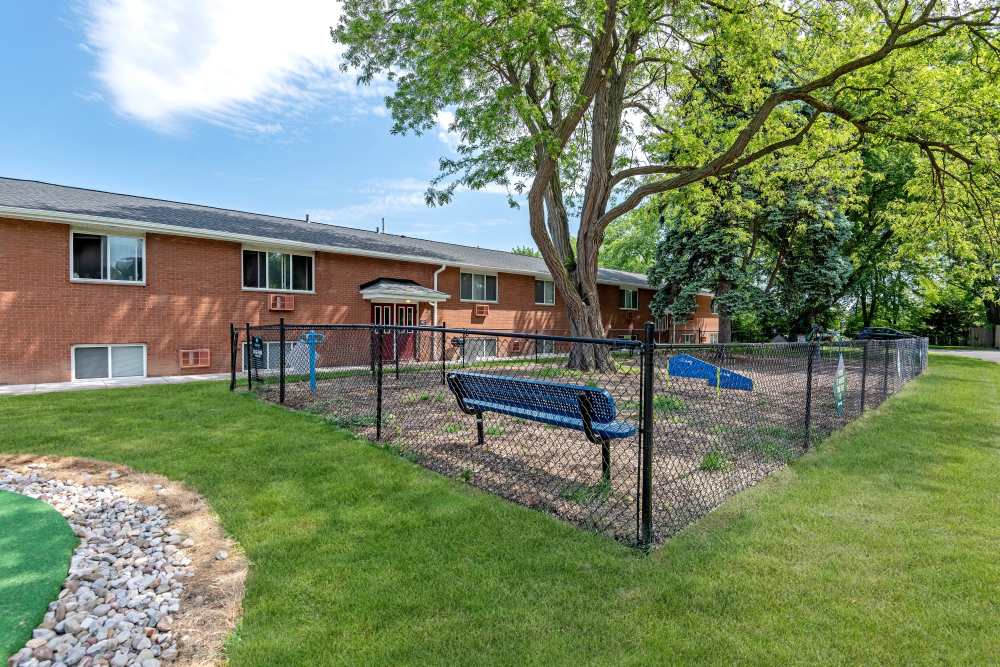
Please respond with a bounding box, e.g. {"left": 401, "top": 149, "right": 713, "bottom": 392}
{"left": 249, "top": 345, "right": 899, "bottom": 545}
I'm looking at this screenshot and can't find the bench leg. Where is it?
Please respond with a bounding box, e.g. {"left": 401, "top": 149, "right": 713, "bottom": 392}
{"left": 600, "top": 438, "right": 611, "bottom": 484}
{"left": 476, "top": 413, "right": 484, "bottom": 447}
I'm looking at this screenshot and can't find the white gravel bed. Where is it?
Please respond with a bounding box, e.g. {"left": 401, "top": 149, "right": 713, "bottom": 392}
{"left": 2, "top": 466, "right": 194, "bottom": 667}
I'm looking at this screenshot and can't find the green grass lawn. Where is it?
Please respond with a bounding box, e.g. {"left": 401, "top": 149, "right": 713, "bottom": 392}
{"left": 0, "top": 356, "right": 997, "bottom": 665}
{"left": 0, "top": 490, "right": 77, "bottom": 658}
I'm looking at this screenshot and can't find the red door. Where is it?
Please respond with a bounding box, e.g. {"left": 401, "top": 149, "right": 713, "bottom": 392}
{"left": 371, "top": 304, "right": 394, "bottom": 359}
{"left": 395, "top": 305, "right": 417, "bottom": 360}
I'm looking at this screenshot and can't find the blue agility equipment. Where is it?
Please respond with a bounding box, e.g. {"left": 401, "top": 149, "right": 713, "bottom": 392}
{"left": 446, "top": 371, "right": 637, "bottom": 482}
{"left": 667, "top": 353, "right": 753, "bottom": 391}
{"left": 298, "top": 330, "right": 326, "bottom": 395}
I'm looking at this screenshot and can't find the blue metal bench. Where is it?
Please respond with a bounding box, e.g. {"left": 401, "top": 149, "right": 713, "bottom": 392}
{"left": 445, "top": 371, "right": 637, "bottom": 482}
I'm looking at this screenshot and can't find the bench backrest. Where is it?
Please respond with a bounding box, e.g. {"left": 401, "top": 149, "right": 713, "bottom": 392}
{"left": 448, "top": 372, "right": 619, "bottom": 423}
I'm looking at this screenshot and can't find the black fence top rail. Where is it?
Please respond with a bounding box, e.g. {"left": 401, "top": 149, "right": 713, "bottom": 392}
{"left": 249, "top": 322, "right": 644, "bottom": 347}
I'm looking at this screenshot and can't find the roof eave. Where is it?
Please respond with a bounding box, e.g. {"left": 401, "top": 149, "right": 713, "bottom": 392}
{"left": 0, "top": 204, "right": 650, "bottom": 289}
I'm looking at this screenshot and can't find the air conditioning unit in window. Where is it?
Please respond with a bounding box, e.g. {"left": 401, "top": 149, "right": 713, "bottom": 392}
{"left": 474, "top": 303, "right": 489, "bottom": 318}
{"left": 179, "top": 348, "right": 211, "bottom": 369}
{"left": 269, "top": 294, "right": 295, "bottom": 311}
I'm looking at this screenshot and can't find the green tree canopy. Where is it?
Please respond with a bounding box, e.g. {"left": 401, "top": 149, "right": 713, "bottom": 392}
{"left": 335, "top": 0, "right": 999, "bottom": 364}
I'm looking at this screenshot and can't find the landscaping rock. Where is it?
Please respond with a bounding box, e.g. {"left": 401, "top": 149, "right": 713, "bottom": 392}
{"left": 1, "top": 469, "right": 188, "bottom": 666}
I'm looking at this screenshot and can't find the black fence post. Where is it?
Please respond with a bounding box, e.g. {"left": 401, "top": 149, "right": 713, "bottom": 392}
{"left": 394, "top": 329, "right": 401, "bottom": 380}
{"left": 278, "top": 317, "right": 286, "bottom": 404}
{"left": 534, "top": 330, "right": 539, "bottom": 363}
{"left": 804, "top": 342, "right": 816, "bottom": 449}
{"left": 640, "top": 321, "right": 656, "bottom": 548}
{"left": 882, "top": 342, "right": 889, "bottom": 400}
{"left": 859, "top": 340, "right": 869, "bottom": 413}
{"left": 440, "top": 321, "right": 447, "bottom": 386}
{"left": 229, "top": 323, "right": 237, "bottom": 391}
{"left": 375, "top": 327, "right": 384, "bottom": 441}
{"left": 244, "top": 322, "right": 252, "bottom": 391}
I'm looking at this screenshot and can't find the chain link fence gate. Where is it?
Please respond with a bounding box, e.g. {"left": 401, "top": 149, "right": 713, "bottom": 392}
{"left": 230, "top": 320, "right": 928, "bottom": 547}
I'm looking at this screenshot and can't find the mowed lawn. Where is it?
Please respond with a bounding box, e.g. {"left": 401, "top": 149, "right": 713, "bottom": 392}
{"left": 0, "top": 355, "right": 997, "bottom": 665}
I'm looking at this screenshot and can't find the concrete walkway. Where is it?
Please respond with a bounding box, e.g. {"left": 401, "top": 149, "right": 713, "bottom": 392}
{"left": 930, "top": 349, "right": 1000, "bottom": 364}
{"left": 0, "top": 373, "right": 230, "bottom": 396}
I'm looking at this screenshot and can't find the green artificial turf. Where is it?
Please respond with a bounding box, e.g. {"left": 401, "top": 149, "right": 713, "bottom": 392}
{"left": 0, "top": 355, "right": 997, "bottom": 665}
{"left": 0, "top": 490, "right": 77, "bottom": 659}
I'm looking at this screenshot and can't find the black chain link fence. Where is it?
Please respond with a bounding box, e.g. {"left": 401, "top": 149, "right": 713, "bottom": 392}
{"left": 228, "top": 322, "right": 928, "bottom": 547}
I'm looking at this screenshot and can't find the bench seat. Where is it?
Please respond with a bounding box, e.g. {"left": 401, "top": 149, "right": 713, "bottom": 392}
{"left": 461, "top": 398, "right": 637, "bottom": 440}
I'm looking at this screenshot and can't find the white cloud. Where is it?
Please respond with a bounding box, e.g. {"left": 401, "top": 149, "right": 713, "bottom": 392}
{"left": 311, "top": 177, "right": 515, "bottom": 227}
{"left": 434, "top": 110, "right": 460, "bottom": 151}
{"left": 311, "top": 191, "right": 427, "bottom": 226}
{"left": 82, "top": 0, "right": 385, "bottom": 132}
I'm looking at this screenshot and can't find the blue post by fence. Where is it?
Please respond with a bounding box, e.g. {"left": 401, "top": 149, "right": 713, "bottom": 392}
{"left": 301, "top": 329, "right": 325, "bottom": 396}
{"left": 308, "top": 330, "right": 318, "bottom": 395}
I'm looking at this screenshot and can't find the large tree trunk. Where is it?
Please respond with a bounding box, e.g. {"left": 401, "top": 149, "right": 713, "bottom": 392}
{"left": 716, "top": 279, "right": 733, "bottom": 343}
{"left": 565, "top": 285, "right": 612, "bottom": 370}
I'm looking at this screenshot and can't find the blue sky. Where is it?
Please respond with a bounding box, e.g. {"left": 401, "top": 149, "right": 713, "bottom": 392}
{"left": 0, "top": 1, "right": 533, "bottom": 251}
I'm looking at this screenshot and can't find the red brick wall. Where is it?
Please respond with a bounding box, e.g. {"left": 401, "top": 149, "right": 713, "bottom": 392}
{"left": 0, "top": 217, "right": 717, "bottom": 383}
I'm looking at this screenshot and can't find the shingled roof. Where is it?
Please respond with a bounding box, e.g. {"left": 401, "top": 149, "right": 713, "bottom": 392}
{"left": 0, "top": 177, "right": 649, "bottom": 288}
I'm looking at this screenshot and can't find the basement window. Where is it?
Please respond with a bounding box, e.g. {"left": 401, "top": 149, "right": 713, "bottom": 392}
{"left": 72, "top": 345, "right": 146, "bottom": 380}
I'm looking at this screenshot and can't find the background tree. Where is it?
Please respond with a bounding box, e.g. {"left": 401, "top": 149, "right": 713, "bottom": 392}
{"left": 648, "top": 168, "right": 856, "bottom": 340}
{"left": 511, "top": 245, "right": 542, "bottom": 257}
{"left": 598, "top": 204, "right": 660, "bottom": 273}
{"left": 335, "top": 0, "right": 999, "bottom": 367}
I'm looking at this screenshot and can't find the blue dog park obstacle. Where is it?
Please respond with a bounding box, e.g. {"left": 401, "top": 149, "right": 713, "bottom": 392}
{"left": 667, "top": 353, "right": 753, "bottom": 392}
{"left": 298, "top": 330, "right": 326, "bottom": 395}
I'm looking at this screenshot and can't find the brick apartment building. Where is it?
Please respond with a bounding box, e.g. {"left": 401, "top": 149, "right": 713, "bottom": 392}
{"left": 0, "top": 178, "right": 719, "bottom": 385}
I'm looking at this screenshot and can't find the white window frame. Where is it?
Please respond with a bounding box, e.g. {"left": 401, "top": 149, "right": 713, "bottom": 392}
{"left": 538, "top": 338, "right": 556, "bottom": 354}
{"left": 71, "top": 344, "right": 147, "bottom": 381}
{"left": 620, "top": 288, "right": 639, "bottom": 311}
{"left": 241, "top": 246, "right": 316, "bottom": 294}
{"left": 463, "top": 337, "right": 499, "bottom": 361}
{"left": 69, "top": 230, "right": 146, "bottom": 285}
{"left": 681, "top": 333, "right": 697, "bottom": 344}
{"left": 459, "top": 270, "right": 499, "bottom": 303}
{"left": 241, "top": 341, "right": 296, "bottom": 371}
{"left": 534, "top": 279, "right": 556, "bottom": 306}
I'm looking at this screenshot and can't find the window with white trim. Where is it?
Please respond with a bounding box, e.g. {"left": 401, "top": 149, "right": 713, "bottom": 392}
{"left": 71, "top": 232, "right": 144, "bottom": 283}
{"left": 72, "top": 345, "right": 146, "bottom": 380}
{"left": 242, "top": 341, "right": 295, "bottom": 371}
{"left": 242, "top": 249, "right": 313, "bottom": 292}
{"left": 534, "top": 279, "right": 555, "bottom": 305}
{"left": 464, "top": 337, "right": 498, "bottom": 361}
{"left": 620, "top": 288, "right": 639, "bottom": 310}
{"left": 460, "top": 272, "right": 497, "bottom": 302}
{"left": 681, "top": 333, "right": 696, "bottom": 344}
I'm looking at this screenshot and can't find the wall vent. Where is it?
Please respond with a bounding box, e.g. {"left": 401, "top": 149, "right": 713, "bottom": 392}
{"left": 269, "top": 294, "right": 295, "bottom": 311}
{"left": 179, "top": 348, "right": 211, "bottom": 369}
{"left": 474, "top": 303, "right": 489, "bottom": 318}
